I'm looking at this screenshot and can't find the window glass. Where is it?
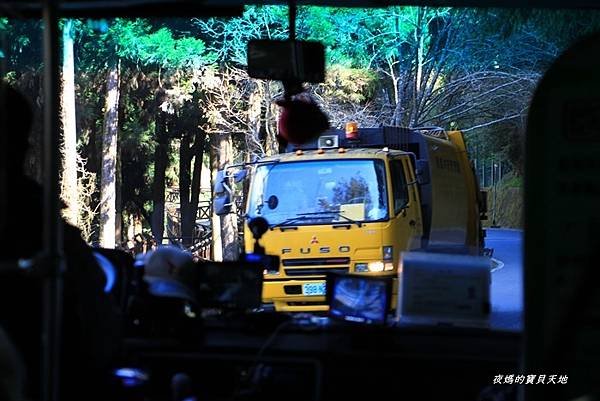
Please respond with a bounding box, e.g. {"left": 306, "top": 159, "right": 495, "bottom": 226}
{"left": 247, "top": 159, "right": 389, "bottom": 225}
{"left": 390, "top": 159, "right": 408, "bottom": 214}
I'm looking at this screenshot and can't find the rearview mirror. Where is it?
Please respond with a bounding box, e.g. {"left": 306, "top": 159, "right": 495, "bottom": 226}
{"left": 247, "top": 39, "right": 325, "bottom": 83}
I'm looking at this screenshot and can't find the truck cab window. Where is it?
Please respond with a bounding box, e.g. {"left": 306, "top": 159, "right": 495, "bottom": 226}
{"left": 247, "top": 159, "right": 389, "bottom": 225}
{"left": 390, "top": 159, "right": 409, "bottom": 214}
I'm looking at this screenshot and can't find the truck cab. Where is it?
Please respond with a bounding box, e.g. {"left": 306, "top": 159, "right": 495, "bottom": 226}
{"left": 235, "top": 124, "right": 485, "bottom": 312}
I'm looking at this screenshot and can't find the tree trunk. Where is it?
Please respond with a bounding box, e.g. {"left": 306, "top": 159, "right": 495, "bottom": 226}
{"left": 187, "top": 131, "right": 206, "bottom": 246}
{"left": 99, "top": 59, "right": 121, "bottom": 248}
{"left": 61, "top": 19, "right": 79, "bottom": 226}
{"left": 247, "top": 81, "right": 263, "bottom": 161}
{"left": 179, "top": 133, "right": 192, "bottom": 246}
{"left": 178, "top": 131, "right": 204, "bottom": 248}
{"left": 179, "top": 114, "right": 207, "bottom": 249}
{"left": 264, "top": 82, "right": 279, "bottom": 156}
{"left": 151, "top": 88, "right": 169, "bottom": 245}
{"left": 115, "top": 129, "right": 123, "bottom": 247}
{"left": 210, "top": 135, "right": 223, "bottom": 261}
{"left": 410, "top": 8, "right": 426, "bottom": 126}
{"left": 210, "top": 132, "right": 239, "bottom": 261}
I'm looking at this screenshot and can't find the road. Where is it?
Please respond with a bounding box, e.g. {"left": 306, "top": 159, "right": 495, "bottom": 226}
{"left": 487, "top": 228, "right": 523, "bottom": 332}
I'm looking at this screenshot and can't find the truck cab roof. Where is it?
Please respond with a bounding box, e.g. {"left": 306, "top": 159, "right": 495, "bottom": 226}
{"left": 259, "top": 147, "right": 409, "bottom": 163}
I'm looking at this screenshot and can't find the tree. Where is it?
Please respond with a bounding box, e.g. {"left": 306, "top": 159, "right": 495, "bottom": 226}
{"left": 150, "top": 87, "right": 169, "bottom": 243}
{"left": 6, "top": 8, "right": 599, "bottom": 247}
{"left": 61, "top": 19, "right": 79, "bottom": 226}
{"left": 196, "top": 6, "right": 288, "bottom": 158}
{"left": 99, "top": 57, "right": 120, "bottom": 248}
{"left": 211, "top": 131, "right": 239, "bottom": 261}
{"left": 167, "top": 83, "right": 208, "bottom": 248}
{"left": 111, "top": 19, "right": 214, "bottom": 245}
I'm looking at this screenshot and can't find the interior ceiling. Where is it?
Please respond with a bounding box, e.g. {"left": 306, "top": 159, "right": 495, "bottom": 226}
{"left": 0, "top": 0, "right": 599, "bottom": 18}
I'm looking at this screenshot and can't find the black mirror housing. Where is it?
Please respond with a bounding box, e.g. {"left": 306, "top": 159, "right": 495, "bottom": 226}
{"left": 233, "top": 169, "right": 248, "bottom": 183}
{"left": 247, "top": 39, "right": 325, "bottom": 83}
{"left": 214, "top": 193, "right": 232, "bottom": 216}
{"left": 214, "top": 170, "right": 226, "bottom": 194}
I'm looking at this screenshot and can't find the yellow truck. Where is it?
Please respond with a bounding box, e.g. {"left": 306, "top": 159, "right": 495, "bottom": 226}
{"left": 216, "top": 124, "right": 486, "bottom": 312}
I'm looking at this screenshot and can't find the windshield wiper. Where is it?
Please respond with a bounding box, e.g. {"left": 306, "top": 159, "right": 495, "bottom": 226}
{"left": 270, "top": 215, "right": 314, "bottom": 229}
{"left": 271, "top": 211, "right": 364, "bottom": 230}
{"left": 296, "top": 211, "right": 363, "bottom": 227}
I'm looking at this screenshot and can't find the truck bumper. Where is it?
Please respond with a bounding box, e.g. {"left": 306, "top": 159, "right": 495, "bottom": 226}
{"left": 263, "top": 279, "right": 329, "bottom": 312}
{"left": 263, "top": 277, "right": 398, "bottom": 313}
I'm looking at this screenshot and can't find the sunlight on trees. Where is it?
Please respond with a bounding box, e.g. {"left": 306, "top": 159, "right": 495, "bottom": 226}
{"left": 2, "top": 6, "right": 598, "bottom": 250}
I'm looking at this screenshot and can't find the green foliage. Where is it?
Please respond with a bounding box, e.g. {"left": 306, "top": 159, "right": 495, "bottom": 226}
{"left": 500, "top": 173, "right": 523, "bottom": 189}
{"left": 5, "top": 7, "right": 600, "bottom": 239}
{"left": 112, "top": 19, "right": 215, "bottom": 69}
{"left": 0, "top": 20, "right": 43, "bottom": 71}
{"left": 319, "top": 66, "right": 377, "bottom": 104}
{"left": 119, "top": 71, "right": 158, "bottom": 215}
{"left": 492, "top": 180, "right": 524, "bottom": 228}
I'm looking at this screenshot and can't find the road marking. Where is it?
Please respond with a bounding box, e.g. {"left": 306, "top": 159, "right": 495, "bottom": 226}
{"left": 491, "top": 258, "right": 505, "bottom": 273}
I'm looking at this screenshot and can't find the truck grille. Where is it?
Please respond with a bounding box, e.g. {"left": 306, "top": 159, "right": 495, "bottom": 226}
{"left": 282, "top": 257, "right": 350, "bottom": 267}
{"left": 284, "top": 267, "right": 349, "bottom": 276}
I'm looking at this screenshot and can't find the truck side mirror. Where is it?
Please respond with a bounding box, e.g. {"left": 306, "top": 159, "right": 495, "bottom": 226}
{"left": 214, "top": 170, "right": 226, "bottom": 194}
{"left": 416, "top": 160, "right": 430, "bottom": 185}
{"left": 213, "top": 169, "right": 232, "bottom": 216}
{"left": 233, "top": 169, "right": 248, "bottom": 183}
{"left": 214, "top": 193, "right": 232, "bottom": 216}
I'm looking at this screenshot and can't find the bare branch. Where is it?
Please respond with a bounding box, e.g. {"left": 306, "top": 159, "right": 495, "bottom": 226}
{"left": 461, "top": 113, "right": 523, "bottom": 132}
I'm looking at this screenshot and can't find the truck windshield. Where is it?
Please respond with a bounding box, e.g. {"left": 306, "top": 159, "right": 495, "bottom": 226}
{"left": 247, "top": 159, "right": 388, "bottom": 226}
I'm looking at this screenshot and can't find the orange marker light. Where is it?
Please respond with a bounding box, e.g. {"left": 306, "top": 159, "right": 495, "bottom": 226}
{"left": 295, "top": 149, "right": 304, "bottom": 156}
{"left": 317, "top": 148, "right": 325, "bottom": 154}
{"left": 345, "top": 121, "right": 359, "bottom": 140}
{"left": 338, "top": 147, "right": 346, "bottom": 153}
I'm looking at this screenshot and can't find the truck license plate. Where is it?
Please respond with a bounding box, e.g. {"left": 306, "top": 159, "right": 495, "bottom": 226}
{"left": 302, "top": 282, "right": 326, "bottom": 296}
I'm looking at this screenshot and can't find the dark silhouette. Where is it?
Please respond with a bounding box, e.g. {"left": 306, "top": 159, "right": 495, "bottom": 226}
{"left": 0, "top": 82, "right": 121, "bottom": 401}
{"left": 275, "top": 91, "right": 329, "bottom": 145}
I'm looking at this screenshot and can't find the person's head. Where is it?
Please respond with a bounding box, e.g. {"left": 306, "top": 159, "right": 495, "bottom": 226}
{"left": 143, "top": 246, "right": 197, "bottom": 303}
{"left": 0, "top": 82, "right": 33, "bottom": 173}
{"left": 276, "top": 92, "right": 329, "bottom": 145}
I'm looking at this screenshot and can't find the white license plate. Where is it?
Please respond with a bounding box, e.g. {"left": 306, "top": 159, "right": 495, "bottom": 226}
{"left": 302, "top": 282, "right": 326, "bottom": 296}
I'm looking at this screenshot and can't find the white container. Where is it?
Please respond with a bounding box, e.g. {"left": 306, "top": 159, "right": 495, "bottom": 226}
{"left": 396, "top": 251, "right": 491, "bottom": 328}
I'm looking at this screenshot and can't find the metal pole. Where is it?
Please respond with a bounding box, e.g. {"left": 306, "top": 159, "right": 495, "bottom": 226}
{"left": 42, "top": 1, "right": 64, "bottom": 401}
{"left": 289, "top": 0, "right": 296, "bottom": 41}
{"left": 481, "top": 160, "right": 485, "bottom": 187}
{"left": 492, "top": 163, "right": 499, "bottom": 228}
{"left": 483, "top": 159, "right": 487, "bottom": 188}
{"left": 499, "top": 160, "right": 503, "bottom": 182}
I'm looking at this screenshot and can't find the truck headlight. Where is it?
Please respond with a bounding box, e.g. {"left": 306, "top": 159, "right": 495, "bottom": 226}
{"left": 355, "top": 262, "right": 393, "bottom": 272}
{"left": 367, "top": 261, "right": 384, "bottom": 272}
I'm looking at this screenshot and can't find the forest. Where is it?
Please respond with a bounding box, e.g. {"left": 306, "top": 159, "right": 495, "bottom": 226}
{"left": 1, "top": 6, "right": 599, "bottom": 258}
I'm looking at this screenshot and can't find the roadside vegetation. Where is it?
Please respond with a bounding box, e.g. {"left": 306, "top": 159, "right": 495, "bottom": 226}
{"left": 1, "top": 7, "right": 596, "bottom": 253}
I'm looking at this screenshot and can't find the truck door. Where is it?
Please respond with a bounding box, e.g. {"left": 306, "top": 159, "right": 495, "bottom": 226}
{"left": 386, "top": 157, "right": 422, "bottom": 254}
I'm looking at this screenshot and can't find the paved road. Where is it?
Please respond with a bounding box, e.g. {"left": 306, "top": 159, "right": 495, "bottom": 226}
{"left": 486, "top": 228, "right": 523, "bottom": 332}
